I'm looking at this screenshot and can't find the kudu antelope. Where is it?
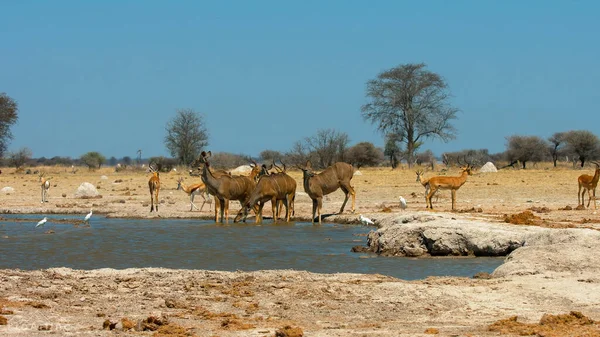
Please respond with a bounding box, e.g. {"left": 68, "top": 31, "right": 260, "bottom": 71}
{"left": 39, "top": 172, "right": 51, "bottom": 203}
{"left": 176, "top": 177, "right": 211, "bottom": 211}
{"left": 298, "top": 160, "right": 356, "bottom": 224}
{"left": 578, "top": 161, "right": 600, "bottom": 209}
{"left": 425, "top": 159, "right": 473, "bottom": 211}
{"left": 234, "top": 164, "right": 297, "bottom": 223}
{"left": 263, "top": 160, "right": 295, "bottom": 218}
{"left": 148, "top": 165, "right": 160, "bottom": 212}
{"left": 198, "top": 151, "right": 261, "bottom": 223}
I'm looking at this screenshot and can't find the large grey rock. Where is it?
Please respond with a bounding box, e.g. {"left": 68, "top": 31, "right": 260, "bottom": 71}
{"left": 492, "top": 229, "right": 600, "bottom": 277}
{"left": 75, "top": 182, "right": 99, "bottom": 197}
{"left": 363, "top": 213, "right": 543, "bottom": 257}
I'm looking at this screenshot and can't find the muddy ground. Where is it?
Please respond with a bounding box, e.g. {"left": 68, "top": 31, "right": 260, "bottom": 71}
{"left": 1, "top": 164, "right": 600, "bottom": 336}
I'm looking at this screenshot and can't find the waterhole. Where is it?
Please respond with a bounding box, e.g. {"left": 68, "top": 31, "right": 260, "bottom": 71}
{"left": 0, "top": 215, "right": 503, "bottom": 280}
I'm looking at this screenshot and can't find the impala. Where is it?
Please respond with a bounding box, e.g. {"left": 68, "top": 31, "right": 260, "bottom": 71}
{"left": 39, "top": 172, "right": 51, "bottom": 203}
{"left": 425, "top": 160, "right": 473, "bottom": 211}
{"left": 578, "top": 161, "right": 600, "bottom": 209}
{"left": 198, "top": 151, "right": 261, "bottom": 223}
{"left": 176, "top": 177, "right": 211, "bottom": 211}
{"left": 298, "top": 160, "right": 355, "bottom": 224}
{"left": 148, "top": 165, "right": 160, "bottom": 212}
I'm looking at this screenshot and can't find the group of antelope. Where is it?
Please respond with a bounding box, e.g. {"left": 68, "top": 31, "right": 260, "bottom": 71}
{"left": 148, "top": 151, "right": 356, "bottom": 224}
{"left": 415, "top": 159, "right": 600, "bottom": 211}
{"left": 146, "top": 154, "right": 600, "bottom": 224}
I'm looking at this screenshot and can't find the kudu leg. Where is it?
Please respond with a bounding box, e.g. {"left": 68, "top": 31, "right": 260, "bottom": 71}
{"left": 578, "top": 186, "right": 582, "bottom": 206}
{"left": 311, "top": 199, "right": 318, "bottom": 224}
{"left": 317, "top": 197, "right": 323, "bottom": 224}
{"left": 339, "top": 184, "right": 356, "bottom": 214}
{"left": 271, "top": 198, "right": 278, "bottom": 224}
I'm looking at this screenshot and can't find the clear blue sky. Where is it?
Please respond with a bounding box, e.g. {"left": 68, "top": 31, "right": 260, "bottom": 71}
{"left": 1, "top": 0, "right": 599, "bottom": 159}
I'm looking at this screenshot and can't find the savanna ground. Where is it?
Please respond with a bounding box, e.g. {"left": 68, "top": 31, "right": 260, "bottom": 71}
{"left": 1, "top": 163, "right": 600, "bottom": 336}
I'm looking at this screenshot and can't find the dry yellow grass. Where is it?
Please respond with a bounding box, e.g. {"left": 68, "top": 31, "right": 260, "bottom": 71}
{"left": 0, "top": 163, "right": 598, "bottom": 228}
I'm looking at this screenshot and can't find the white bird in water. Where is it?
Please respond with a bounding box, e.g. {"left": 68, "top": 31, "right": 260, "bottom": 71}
{"left": 399, "top": 196, "right": 407, "bottom": 211}
{"left": 36, "top": 217, "right": 48, "bottom": 228}
{"left": 84, "top": 209, "right": 93, "bottom": 223}
{"left": 359, "top": 214, "right": 374, "bottom": 226}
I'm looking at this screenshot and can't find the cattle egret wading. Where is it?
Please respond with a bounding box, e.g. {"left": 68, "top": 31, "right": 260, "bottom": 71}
{"left": 36, "top": 217, "right": 48, "bottom": 228}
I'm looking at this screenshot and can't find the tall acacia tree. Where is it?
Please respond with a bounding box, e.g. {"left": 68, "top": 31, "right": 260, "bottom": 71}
{"left": 361, "top": 63, "right": 458, "bottom": 167}
{"left": 165, "top": 109, "right": 209, "bottom": 166}
{"left": 0, "top": 93, "right": 19, "bottom": 157}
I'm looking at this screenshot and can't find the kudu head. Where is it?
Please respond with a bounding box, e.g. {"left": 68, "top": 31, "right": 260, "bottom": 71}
{"left": 234, "top": 203, "right": 251, "bottom": 223}
{"left": 259, "top": 164, "right": 272, "bottom": 178}
{"left": 297, "top": 160, "right": 316, "bottom": 178}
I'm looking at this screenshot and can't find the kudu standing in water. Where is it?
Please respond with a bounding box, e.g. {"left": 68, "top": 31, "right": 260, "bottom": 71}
{"left": 198, "top": 151, "right": 261, "bottom": 223}
{"left": 234, "top": 162, "right": 297, "bottom": 223}
{"left": 298, "top": 160, "right": 356, "bottom": 224}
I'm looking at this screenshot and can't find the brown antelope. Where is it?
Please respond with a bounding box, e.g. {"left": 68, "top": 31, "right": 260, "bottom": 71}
{"left": 416, "top": 169, "right": 439, "bottom": 204}
{"left": 39, "top": 172, "right": 51, "bottom": 203}
{"left": 234, "top": 165, "right": 297, "bottom": 223}
{"left": 261, "top": 160, "right": 294, "bottom": 218}
{"left": 425, "top": 160, "right": 473, "bottom": 210}
{"left": 298, "top": 160, "right": 356, "bottom": 224}
{"left": 176, "top": 177, "right": 211, "bottom": 211}
{"left": 578, "top": 161, "right": 600, "bottom": 209}
{"left": 198, "top": 151, "right": 261, "bottom": 223}
{"left": 148, "top": 165, "right": 160, "bottom": 212}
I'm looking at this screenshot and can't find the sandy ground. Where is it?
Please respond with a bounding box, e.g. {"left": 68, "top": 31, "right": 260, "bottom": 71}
{"left": 1, "top": 164, "right": 600, "bottom": 336}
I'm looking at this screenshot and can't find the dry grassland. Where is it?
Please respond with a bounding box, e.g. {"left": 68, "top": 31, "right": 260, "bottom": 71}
{"left": 0, "top": 163, "right": 599, "bottom": 229}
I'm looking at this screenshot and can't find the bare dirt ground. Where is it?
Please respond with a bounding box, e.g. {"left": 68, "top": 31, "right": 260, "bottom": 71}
{"left": 1, "top": 164, "right": 600, "bottom": 336}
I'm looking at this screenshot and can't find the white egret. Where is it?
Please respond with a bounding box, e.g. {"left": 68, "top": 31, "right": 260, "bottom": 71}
{"left": 399, "top": 196, "right": 407, "bottom": 211}
{"left": 359, "top": 214, "right": 374, "bottom": 226}
{"left": 84, "top": 209, "right": 93, "bottom": 223}
{"left": 36, "top": 217, "right": 48, "bottom": 228}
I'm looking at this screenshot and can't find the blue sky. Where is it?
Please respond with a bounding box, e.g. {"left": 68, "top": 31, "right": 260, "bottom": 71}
{"left": 1, "top": 1, "right": 599, "bottom": 159}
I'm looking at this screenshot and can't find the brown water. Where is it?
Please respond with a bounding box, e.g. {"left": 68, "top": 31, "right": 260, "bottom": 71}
{"left": 0, "top": 215, "right": 503, "bottom": 280}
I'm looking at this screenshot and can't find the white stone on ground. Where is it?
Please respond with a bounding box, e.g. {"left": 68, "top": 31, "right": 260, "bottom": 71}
{"left": 1, "top": 186, "right": 15, "bottom": 193}
{"left": 479, "top": 162, "right": 498, "bottom": 173}
{"left": 75, "top": 182, "right": 99, "bottom": 197}
{"left": 229, "top": 165, "right": 253, "bottom": 175}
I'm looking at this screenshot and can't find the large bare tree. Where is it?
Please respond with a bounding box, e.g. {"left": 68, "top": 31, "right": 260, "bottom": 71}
{"left": 361, "top": 63, "right": 457, "bottom": 167}
{"left": 165, "top": 109, "right": 209, "bottom": 166}
{"left": 304, "top": 128, "right": 349, "bottom": 169}
{"left": 0, "top": 93, "right": 19, "bottom": 157}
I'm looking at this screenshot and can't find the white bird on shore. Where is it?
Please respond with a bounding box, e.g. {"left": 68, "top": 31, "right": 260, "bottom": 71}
{"left": 359, "top": 214, "right": 374, "bottom": 226}
{"left": 399, "top": 196, "right": 407, "bottom": 211}
{"left": 36, "top": 217, "right": 48, "bottom": 228}
{"left": 84, "top": 209, "right": 93, "bottom": 223}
